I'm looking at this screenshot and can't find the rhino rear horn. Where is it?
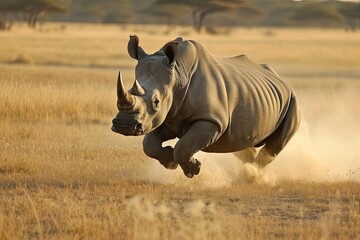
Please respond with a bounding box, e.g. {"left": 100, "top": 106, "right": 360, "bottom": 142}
{"left": 128, "top": 35, "right": 147, "bottom": 60}
{"left": 117, "top": 71, "right": 135, "bottom": 108}
{"left": 130, "top": 79, "right": 146, "bottom": 96}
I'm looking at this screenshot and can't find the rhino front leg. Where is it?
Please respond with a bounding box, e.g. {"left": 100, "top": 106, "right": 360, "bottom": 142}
{"left": 143, "top": 124, "right": 178, "bottom": 169}
{"left": 174, "top": 121, "right": 220, "bottom": 178}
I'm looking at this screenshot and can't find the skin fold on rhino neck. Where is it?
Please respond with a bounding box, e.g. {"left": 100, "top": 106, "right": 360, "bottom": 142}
{"left": 166, "top": 41, "right": 199, "bottom": 120}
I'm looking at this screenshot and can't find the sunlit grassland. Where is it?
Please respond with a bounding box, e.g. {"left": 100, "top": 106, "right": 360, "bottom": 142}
{"left": 0, "top": 23, "right": 359, "bottom": 239}
{"left": 1, "top": 24, "right": 360, "bottom": 68}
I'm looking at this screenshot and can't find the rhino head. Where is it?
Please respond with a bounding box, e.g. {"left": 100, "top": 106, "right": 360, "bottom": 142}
{"left": 111, "top": 35, "right": 178, "bottom": 136}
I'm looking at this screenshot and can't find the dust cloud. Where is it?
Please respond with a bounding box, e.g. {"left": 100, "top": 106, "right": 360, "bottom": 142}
{"left": 137, "top": 87, "right": 360, "bottom": 187}
{"left": 139, "top": 148, "right": 278, "bottom": 187}
{"left": 269, "top": 86, "right": 360, "bottom": 182}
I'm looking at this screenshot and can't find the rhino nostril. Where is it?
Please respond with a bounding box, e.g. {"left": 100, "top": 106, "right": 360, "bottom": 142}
{"left": 135, "top": 123, "right": 143, "bottom": 133}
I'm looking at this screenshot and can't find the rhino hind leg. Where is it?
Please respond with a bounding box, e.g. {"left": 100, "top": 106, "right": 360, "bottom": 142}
{"left": 254, "top": 95, "right": 301, "bottom": 167}
{"left": 254, "top": 148, "right": 276, "bottom": 168}
{"left": 233, "top": 147, "right": 257, "bottom": 163}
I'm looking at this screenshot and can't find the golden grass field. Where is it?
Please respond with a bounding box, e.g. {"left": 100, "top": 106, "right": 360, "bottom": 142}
{"left": 0, "top": 23, "right": 360, "bottom": 239}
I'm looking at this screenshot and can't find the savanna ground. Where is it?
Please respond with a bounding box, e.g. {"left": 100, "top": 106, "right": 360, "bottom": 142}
{"left": 0, "top": 23, "right": 360, "bottom": 239}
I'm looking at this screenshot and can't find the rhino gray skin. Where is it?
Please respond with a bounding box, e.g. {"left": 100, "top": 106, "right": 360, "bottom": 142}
{"left": 112, "top": 35, "right": 301, "bottom": 178}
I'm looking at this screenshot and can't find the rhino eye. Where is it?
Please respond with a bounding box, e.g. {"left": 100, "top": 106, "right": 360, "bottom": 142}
{"left": 152, "top": 97, "right": 160, "bottom": 110}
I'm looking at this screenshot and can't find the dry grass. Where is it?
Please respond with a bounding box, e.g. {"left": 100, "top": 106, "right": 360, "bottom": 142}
{"left": 0, "top": 179, "right": 359, "bottom": 239}
{"left": 0, "top": 23, "right": 359, "bottom": 239}
{"left": 0, "top": 71, "right": 113, "bottom": 123}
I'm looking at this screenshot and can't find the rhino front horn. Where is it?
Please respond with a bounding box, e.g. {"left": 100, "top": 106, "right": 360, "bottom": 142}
{"left": 117, "top": 71, "right": 135, "bottom": 108}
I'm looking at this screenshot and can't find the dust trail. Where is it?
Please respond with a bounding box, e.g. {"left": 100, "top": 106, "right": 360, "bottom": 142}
{"left": 139, "top": 140, "right": 276, "bottom": 188}
{"left": 139, "top": 150, "right": 241, "bottom": 188}
{"left": 269, "top": 89, "right": 360, "bottom": 182}
{"left": 138, "top": 87, "right": 360, "bottom": 186}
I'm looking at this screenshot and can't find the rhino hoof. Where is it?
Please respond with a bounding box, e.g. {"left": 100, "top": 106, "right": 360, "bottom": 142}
{"left": 182, "top": 159, "right": 201, "bottom": 178}
{"left": 166, "top": 161, "right": 178, "bottom": 170}
{"left": 186, "top": 172, "right": 195, "bottom": 178}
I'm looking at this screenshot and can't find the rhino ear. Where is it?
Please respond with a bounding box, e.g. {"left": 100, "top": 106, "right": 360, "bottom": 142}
{"left": 128, "top": 35, "right": 147, "bottom": 60}
{"left": 163, "top": 42, "right": 178, "bottom": 66}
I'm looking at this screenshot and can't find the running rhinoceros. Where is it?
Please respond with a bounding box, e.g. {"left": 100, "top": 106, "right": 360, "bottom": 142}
{"left": 112, "top": 35, "right": 300, "bottom": 178}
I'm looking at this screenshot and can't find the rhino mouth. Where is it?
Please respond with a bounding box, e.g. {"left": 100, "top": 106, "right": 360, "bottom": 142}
{"left": 111, "top": 119, "right": 144, "bottom": 136}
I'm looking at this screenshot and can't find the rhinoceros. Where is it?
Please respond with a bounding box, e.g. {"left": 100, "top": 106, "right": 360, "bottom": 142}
{"left": 112, "top": 35, "right": 301, "bottom": 178}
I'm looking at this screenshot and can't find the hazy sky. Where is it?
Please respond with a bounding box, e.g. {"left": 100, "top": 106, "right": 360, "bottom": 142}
{"left": 293, "top": 0, "right": 360, "bottom": 2}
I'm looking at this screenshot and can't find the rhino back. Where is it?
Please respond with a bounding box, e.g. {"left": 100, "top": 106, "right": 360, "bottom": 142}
{"left": 166, "top": 41, "right": 293, "bottom": 152}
